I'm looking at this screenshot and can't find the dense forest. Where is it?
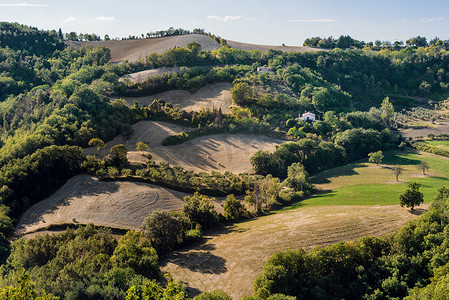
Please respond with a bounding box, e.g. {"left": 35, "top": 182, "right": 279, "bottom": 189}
{"left": 0, "top": 22, "right": 449, "bottom": 299}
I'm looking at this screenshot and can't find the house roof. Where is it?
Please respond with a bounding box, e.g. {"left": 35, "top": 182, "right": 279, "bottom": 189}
{"left": 302, "top": 112, "right": 315, "bottom": 117}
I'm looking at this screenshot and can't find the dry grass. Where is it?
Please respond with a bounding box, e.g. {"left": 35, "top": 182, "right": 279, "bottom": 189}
{"left": 399, "top": 121, "right": 449, "bottom": 139}
{"left": 116, "top": 82, "right": 233, "bottom": 113}
{"left": 84, "top": 121, "right": 284, "bottom": 174}
{"left": 227, "top": 40, "right": 322, "bottom": 53}
{"left": 68, "top": 34, "right": 320, "bottom": 63}
{"left": 161, "top": 204, "right": 427, "bottom": 299}
{"left": 121, "top": 66, "right": 184, "bottom": 83}
{"left": 16, "top": 175, "right": 203, "bottom": 235}
{"left": 68, "top": 34, "right": 221, "bottom": 63}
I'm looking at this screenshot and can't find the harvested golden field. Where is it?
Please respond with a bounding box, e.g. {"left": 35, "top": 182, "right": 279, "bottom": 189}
{"left": 68, "top": 34, "right": 221, "bottom": 63}
{"left": 161, "top": 204, "right": 428, "bottom": 299}
{"left": 117, "top": 82, "right": 233, "bottom": 113}
{"left": 121, "top": 66, "right": 184, "bottom": 82}
{"left": 68, "top": 34, "right": 319, "bottom": 63}
{"left": 84, "top": 121, "right": 284, "bottom": 174}
{"left": 16, "top": 175, "right": 193, "bottom": 235}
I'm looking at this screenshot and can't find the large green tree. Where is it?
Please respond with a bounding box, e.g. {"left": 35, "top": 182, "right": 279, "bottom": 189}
{"left": 399, "top": 182, "right": 424, "bottom": 210}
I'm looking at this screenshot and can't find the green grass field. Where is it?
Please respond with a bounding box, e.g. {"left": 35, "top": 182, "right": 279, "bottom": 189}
{"left": 282, "top": 150, "right": 449, "bottom": 209}
{"left": 418, "top": 140, "right": 449, "bottom": 151}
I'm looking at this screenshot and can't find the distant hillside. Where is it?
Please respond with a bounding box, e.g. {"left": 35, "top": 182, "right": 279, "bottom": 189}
{"left": 68, "top": 33, "right": 319, "bottom": 63}
{"left": 68, "top": 34, "right": 221, "bottom": 63}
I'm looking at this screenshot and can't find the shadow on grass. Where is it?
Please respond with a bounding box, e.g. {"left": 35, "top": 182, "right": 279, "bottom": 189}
{"left": 382, "top": 152, "right": 422, "bottom": 166}
{"left": 311, "top": 163, "right": 368, "bottom": 185}
{"left": 279, "top": 190, "right": 337, "bottom": 211}
{"left": 167, "top": 243, "right": 227, "bottom": 274}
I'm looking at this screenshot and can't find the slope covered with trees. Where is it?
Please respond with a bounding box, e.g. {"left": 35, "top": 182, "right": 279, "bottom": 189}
{"left": 1, "top": 21, "right": 449, "bottom": 299}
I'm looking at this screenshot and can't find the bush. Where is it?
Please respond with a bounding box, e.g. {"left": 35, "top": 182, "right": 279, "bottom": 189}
{"left": 142, "top": 211, "right": 186, "bottom": 253}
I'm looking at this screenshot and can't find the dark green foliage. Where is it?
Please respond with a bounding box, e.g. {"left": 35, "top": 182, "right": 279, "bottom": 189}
{"left": 0, "top": 145, "right": 85, "bottom": 218}
{"left": 411, "top": 142, "right": 449, "bottom": 158}
{"left": 399, "top": 182, "right": 424, "bottom": 210}
{"left": 223, "top": 194, "right": 248, "bottom": 222}
{"left": 251, "top": 139, "right": 346, "bottom": 178}
{"left": 0, "top": 22, "right": 64, "bottom": 56}
{"left": 334, "top": 128, "right": 389, "bottom": 162}
{"left": 194, "top": 290, "right": 232, "bottom": 300}
{"left": 125, "top": 275, "right": 189, "bottom": 300}
{"left": 253, "top": 186, "right": 449, "bottom": 299}
{"left": 0, "top": 271, "right": 59, "bottom": 299}
{"left": 142, "top": 211, "right": 186, "bottom": 253}
{"left": 182, "top": 193, "right": 220, "bottom": 230}
{"left": 1, "top": 225, "right": 159, "bottom": 299}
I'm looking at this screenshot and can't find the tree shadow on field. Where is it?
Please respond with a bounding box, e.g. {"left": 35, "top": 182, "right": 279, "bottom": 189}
{"left": 382, "top": 153, "right": 421, "bottom": 166}
{"left": 167, "top": 244, "right": 227, "bottom": 274}
{"left": 409, "top": 207, "right": 427, "bottom": 215}
{"left": 311, "top": 163, "right": 367, "bottom": 185}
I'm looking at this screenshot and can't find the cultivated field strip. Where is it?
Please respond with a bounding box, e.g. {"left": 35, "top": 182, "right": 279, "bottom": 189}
{"left": 16, "top": 175, "right": 194, "bottom": 235}
{"left": 160, "top": 204, "right": 427, "bottom": 299}
{"left": 118, "top": 82, "right": 233, "bottom": 114}
{"left": 84, "top": 121, "right": 284, "bottom": 174}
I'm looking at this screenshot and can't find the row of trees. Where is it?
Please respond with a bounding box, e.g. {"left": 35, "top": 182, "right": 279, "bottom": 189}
{"left": 304, "top": 34, "right": 448, "bottom": 50}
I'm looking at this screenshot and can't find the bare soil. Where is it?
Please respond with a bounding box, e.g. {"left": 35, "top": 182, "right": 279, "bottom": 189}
{"left": 68, "top": 34, "right": 221, "bottom": 63}
{"left": 84, "top": 121, "right": 284, "bottom": 174}
{"left": 17, "top": 175, "right": 226, "bottom": 236}
{"left": 116, "top": 82, "right": 233, "bottom": 113}
{"left": 161, "top": 204, "right": 428, "bottom": 299}
{"left": 227, "top": 40, "right": 322, "bottom": 53}
{"left": 400, "top": 121, "right": 449, "bottom": 139}
{"left": 121, "top": 66, "right": 184, "bottom": 82}
{"left": 68, "top": 34, "right": 320, "bottom": 63}
{"left": 16, "top": 175, "right": 192, "bottom": 234}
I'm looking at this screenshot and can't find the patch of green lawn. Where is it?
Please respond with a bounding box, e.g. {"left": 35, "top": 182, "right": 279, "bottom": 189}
{"left": 418, "top": 140, "right": 449, "bottom": 151}
{"left": 282, "top": 150, "right": 449, "bottom": 210}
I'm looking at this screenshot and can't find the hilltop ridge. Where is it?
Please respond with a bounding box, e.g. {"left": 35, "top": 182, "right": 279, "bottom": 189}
{"left": 68, "top": 33, "right": 318, "bottom": 63}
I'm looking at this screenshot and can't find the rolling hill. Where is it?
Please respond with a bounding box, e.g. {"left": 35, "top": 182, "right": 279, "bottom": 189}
{"left": 68, "top": 33, "right": 319, "bottom": 63}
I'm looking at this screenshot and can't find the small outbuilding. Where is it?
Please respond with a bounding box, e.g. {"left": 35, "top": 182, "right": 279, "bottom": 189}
{"left": 300, "top": 112, "right": 316, "bottom": 122}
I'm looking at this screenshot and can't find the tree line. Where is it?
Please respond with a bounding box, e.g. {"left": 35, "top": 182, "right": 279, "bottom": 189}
{"left": 304, "top": 34, "right": 449, "bottom": 50}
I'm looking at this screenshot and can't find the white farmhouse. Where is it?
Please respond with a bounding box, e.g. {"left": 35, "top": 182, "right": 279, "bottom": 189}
{"left": 300, "top": 112, "right": 316, "bottom": 122}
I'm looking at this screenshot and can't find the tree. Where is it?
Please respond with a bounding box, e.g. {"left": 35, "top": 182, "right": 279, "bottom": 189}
{"left": 284, "top": 162, "right": 310, "bottom": 192}
{"left": 380, "top": 97, "right": 394, "bottom": 126}
{"left": 417, "top": 161, "right": 429, "bottom": 175}
{"left": 223, "top": 194, "right": 247, "bottom": 222}
{"left": 0, "top": 271, "right": 59, "bottom": 300}
{"left": 110, "top": 144, "right": 128, "bottom": 165}
{"left": 393, "top": 165, "right": 402, "bottom": 182}
{"left": 88, "top": 137, "right": 106, "bottom": 151}
{"left": 182, "top": 193, "right": 219, "bottom": 230}
{"left": 399, "top": 182, "right": 424, "bottom": 210}
{"left": 368, "top": 150, "right": 384, "bottom": 165}
{"left": 231, "top": 82, "right": 253, "bottom": 106}
{"left": 142, "top": 210, "right": 184, "bottom": 253}
{"left": 136, "top": 141, "right": 150, "bottom": 155}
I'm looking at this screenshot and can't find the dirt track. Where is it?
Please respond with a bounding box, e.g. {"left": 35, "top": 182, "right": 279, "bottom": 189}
{"left": 161, "top": 204, "right": 428, "bottom": 298}
{"left": 117, "top": 82, "right": 233, "bottom": 113}
{"left": 16, "top": 175, "right": 193, "bottom": 235}
{"left": 84, "top": 121, "right": 284, "bottom": 174}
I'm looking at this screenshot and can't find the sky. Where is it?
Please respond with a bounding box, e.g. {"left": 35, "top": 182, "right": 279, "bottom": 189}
{"left": 1, "top": 0, "right": 449, "bottom": 46}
